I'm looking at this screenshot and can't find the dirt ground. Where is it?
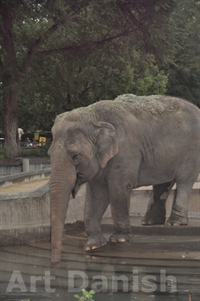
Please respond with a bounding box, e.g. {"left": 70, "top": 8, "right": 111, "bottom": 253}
{"left": 0, "top": 157, "right": 50, "bottom": 193}
{"left": 0, "top": 177, "right": 50, "bottom": 193}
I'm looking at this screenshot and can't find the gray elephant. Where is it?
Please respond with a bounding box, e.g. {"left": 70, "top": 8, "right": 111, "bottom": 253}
{"left": 48, "top": 94, "right": 200, "bottom": 262}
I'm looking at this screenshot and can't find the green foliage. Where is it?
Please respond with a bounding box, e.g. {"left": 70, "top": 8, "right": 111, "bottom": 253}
{"left": 74, "top": 289, "right": 95, "bottom": 301}
{"left": 0, "top": 143, "right": 50, "bottom": 158}
{"left": 1, "top": 0, "right": 199, "bottom": 158}
{"left": 165, "top": 0, "right": 200, "bottom": 107}
{"left": 0, "top": 0, "right": 176, "bottom": 134}
{"left": 21, "top": 143, "right": 50, "bottom": 157}
{"left": 18, "top": 47, "right": 168, "bottom": 131}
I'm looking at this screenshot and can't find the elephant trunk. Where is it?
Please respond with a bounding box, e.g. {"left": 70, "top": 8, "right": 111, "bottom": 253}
{"left": 50, "top": 156, "right": 76, "bottom": 263}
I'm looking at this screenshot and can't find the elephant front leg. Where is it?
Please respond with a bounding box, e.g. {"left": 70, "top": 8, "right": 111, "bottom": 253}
{"left": 84, "top": 181, "right": 109, "bottom": 251}
{"left": 109, "top": 183, "right": 134, "bottom": 243}
{"left": 142, "top": 181, "right": 175, "bottom": 225}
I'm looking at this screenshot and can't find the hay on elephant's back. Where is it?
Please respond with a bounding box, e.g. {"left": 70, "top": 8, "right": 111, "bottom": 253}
{"left": 114, "top": 94, "right": 183, "bottom": 116}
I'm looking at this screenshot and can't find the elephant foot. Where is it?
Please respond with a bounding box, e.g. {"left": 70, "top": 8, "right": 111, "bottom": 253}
{"left": 166, "top": 215, "right": 188, "bottom": 226}
{"left": 85, "top": 235, "right": 107, "bottom": 251}
{"left": 109, "top": 232, "right": 134, "bottom": 243}
{"left": 142, "top": 205, "right": 166, "bottom": 226}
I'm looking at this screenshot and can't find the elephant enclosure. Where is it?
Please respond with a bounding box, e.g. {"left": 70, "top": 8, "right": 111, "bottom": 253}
{"left": 0, "top": 161, "right": 199, "bottom": 300}
{"left": 0, "top": 166, "right": 199, "bottom": 247}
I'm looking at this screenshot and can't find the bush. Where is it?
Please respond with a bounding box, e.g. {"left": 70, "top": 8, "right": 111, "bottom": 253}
{"left": 21, "top": 143, "right": 51, "bottom": 157}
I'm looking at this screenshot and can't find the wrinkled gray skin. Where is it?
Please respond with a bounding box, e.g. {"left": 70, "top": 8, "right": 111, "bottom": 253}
{"left": 48, "top": 95, "right": 200, "bottom": 262}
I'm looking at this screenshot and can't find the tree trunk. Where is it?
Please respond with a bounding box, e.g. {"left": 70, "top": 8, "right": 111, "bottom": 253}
{"left": 1, "top": 9, "right": 21, "bottom": 158}
{"left": 3, "top": 82, "right": 21, "bottom": 158}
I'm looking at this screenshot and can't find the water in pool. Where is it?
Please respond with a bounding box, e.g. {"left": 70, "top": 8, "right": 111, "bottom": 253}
{"left": 0, "top": 241, "right": 199, "bottom": 301}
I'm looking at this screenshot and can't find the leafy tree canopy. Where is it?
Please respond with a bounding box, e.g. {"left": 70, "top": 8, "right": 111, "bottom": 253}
{"left": 165, "top": 0, "right": 200, "bottom": 106}
{"left": 19, "top": 41, "right": 168, "bottom": 131}
{"left": 1, "top": 0, "right": 199, "bottom": 157}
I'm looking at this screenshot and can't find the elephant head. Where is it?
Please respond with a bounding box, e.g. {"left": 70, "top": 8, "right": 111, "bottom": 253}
{"left": 48, "top": 119, "right": 118, "bottom": 262}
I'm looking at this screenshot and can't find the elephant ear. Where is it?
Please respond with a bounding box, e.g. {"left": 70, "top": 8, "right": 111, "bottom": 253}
{"left": 92, "top": 121, "right": 119, "bottom": 168}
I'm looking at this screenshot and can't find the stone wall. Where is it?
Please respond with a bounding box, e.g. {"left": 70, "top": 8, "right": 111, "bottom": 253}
{"left": 0, "top": 161, "right": 51, "bottom": 176}
{"left": 0, "top": 170, "right": 199, "bottom": 246}
{"left": 66, "top": 178, "right": 200, "bottom": 223}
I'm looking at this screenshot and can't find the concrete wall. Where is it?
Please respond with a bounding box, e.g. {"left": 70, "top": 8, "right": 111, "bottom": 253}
{"left": 66, "top": 178, "right": 200, "bottom": 223}
{"left": 0, "top": 168, "right": 51, "bottom": 187}
{"left": 0, "top": 171, "right": 199, "bottom": 246}
{"left": 0, "top": 169, "right": 51, "bottom": 245}
{"left": 0, "top": 165, "right": 21, "bottom": 176}
{"left": 0, "top": 162, "right": 51, "bottom": 176}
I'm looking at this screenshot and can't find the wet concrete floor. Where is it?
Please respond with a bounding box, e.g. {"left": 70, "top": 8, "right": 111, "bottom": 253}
{"left": 0, "top": 218, "right": 200, "bottom": 301}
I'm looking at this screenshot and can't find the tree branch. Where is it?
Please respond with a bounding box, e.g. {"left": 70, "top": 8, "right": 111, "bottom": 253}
{"left": 116, "top": 0, "right": 143, "bottom": 28}
{"left": 22, "top": 18, "right": 68, "bottom": 73}
{"left": 36, "top": 27, "right": 137, "bottom": 57}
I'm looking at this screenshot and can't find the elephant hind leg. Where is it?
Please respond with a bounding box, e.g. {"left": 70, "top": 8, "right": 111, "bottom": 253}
{"left": 142, "top": 181, "right": 175, "bottom": 225}
{"left": 167, "top": 181, "right": 194, "bottom": 226}
{"left": 167, "top": 164, "right": 199, "bottom": 226}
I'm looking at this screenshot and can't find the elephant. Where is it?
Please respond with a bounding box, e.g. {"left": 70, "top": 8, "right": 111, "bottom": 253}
{"left": 48, "top": 94, "right": 200, "bottom": 262}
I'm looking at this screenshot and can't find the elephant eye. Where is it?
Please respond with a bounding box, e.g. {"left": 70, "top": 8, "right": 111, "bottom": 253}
{"left": 72, "top": 153, "right": 80, "bottom": 161}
